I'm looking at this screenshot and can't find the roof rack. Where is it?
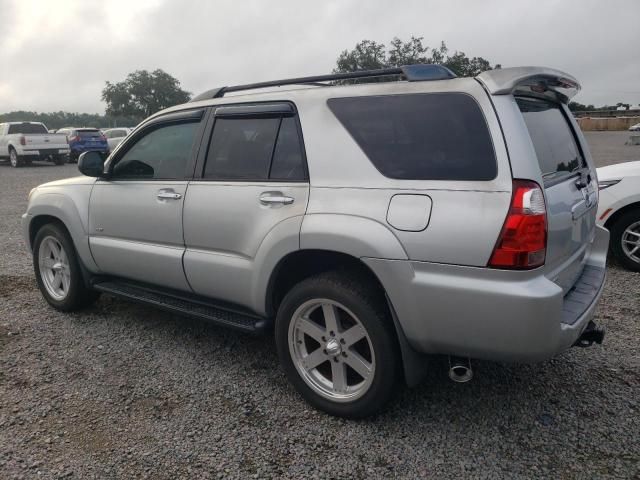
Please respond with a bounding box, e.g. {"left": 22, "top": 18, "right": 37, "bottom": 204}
{"left": 190, "top": 64, "right": 456, "bottom": 102}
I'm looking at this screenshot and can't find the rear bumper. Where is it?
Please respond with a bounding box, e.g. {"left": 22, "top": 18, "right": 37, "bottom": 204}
{"left": 20, "top": 148, "right": 69, "bottom": 157}
{"left": 364, "top": 225, "right": 609, "bottom": 363}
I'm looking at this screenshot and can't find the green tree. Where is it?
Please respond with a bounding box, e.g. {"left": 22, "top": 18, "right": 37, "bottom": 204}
{"left": 102, "top": 69, "right": 191, "bottom": 119}
{"left": 335, "top": 37, "right": 498, "bottom": 78}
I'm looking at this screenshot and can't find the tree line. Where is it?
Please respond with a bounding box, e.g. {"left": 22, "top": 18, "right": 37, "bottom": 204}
{"left": 1, "top": 38, "right": 634, "bottom": 126}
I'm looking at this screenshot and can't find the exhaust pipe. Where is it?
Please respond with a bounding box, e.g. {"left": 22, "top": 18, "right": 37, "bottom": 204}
{"left": 448, "top": 356, "right": 473, "bottom": 383}
{"left": 574, "top": 320, "right": 605, "bottom": 348}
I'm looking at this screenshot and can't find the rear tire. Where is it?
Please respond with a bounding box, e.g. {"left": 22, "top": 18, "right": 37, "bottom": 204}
{"left": 33, "top": 223, "right": 100, "bottom": 311}
{"left": 9, "top": 148, "right": 22, "bottom": 168}
{"left": 275, "top": 270, "right": 400, "bottom": 418}
{"left": 53, "top": 154, "right": 65, "bottom": 165}
{"left": 609, "top": 209, "right": 640, "bottom": 272}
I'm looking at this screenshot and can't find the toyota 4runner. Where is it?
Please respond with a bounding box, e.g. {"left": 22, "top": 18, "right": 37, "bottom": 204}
{"left": 22, "top": 65, "right": 609, "bottom": 418}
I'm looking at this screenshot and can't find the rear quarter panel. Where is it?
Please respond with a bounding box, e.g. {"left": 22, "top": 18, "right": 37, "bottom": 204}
{"left": 298, "top": 79, "right": 512, "bottom": 266}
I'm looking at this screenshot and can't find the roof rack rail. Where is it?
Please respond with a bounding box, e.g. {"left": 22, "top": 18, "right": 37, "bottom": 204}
{"left": 190, "top": 64, "right": 456, "bottom": 102}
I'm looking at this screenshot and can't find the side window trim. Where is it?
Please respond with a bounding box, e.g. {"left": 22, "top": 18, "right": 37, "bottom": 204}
{"left": 193, "top": 101, "right": 308, "bottom": 183}
{"left": 105, "top": 108, "right": 207, "bottom": 181}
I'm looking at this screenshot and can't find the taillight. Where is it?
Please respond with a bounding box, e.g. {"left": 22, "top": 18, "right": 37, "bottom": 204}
{"left": 488, "top": 180, "right": 547, "bottom": 269}
{"left": 69, "top": 135, "right": 79, "bottom": 142}
{"left": 19, "top": 136, "right": 26, "bottom": 145}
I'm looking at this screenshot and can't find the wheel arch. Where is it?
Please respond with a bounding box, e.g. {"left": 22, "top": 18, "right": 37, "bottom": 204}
{"left": 26, "top": 192, "right": 99, "bottom": 272}
{"left": 604, "top": 201, "right": 640, "bottom": 231}
{"left": 266, "top": 248, "right": 428, "bottom": 387}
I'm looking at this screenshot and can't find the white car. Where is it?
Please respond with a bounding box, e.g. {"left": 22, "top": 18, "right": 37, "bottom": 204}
{"left": 628, "top": 123, "right": 640, "bottom": 132}
{"left": 103, "top": 127, "right": 132, "bottom": 151}
{"left": 597, "top": 161, "right": 640, "bottom": 271}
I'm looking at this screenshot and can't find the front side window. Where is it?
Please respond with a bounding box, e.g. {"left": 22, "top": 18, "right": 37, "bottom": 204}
{"left": 203, "top": 114, "right": 306, "bottom": 181}
{"left": 516, "top": 97, "right": 585, "bottom": 181}
{"left": 112, "top": 121, "right": 199, "bottom": 179}
{"left": 327, "top": 93, "right": 497, "bottom": 181}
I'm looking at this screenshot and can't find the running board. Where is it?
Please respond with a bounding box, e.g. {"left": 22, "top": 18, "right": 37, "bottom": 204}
{"left": 92, "top": 280, "right": 269, "bottom": 334}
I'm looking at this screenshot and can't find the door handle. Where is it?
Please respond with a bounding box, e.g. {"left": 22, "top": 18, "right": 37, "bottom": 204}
{"left": 259, "top": 193, "right": 294, "bottom": 205}
{"left": 157, "top": 191, "right": 182, "bottom": 200}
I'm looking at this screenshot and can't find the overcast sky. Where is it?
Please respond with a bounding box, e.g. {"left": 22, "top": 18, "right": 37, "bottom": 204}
{"left": 1, "top": 0, "right": 638, "bottom": 113}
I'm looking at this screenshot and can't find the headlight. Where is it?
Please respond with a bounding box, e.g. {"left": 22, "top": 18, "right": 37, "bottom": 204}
{"left": 598, "top": 179, "right": 621, "bottom": 190}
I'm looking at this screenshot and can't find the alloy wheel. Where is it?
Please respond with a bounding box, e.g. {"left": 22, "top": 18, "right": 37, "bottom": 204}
{"left": 288, "top": 299, "right": 375, "bottom": 403}
{"left": 38, "top": 236, "right": 71, "bottom": 300}
{"left": 622, "top": 220, "right": 640, "bottom": 264}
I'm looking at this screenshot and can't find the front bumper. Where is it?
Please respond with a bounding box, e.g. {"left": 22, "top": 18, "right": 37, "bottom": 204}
{"left": 364, "top": 226, "right": 609, "bottom": 363}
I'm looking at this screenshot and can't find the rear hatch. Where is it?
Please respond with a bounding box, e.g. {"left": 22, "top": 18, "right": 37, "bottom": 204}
{"left": 477, "top": 67, "right": 599, "bottom": 293}
{"left": 75, "top": 129, "right": 108, "bottom": 150}
{"left": 516, "top": 97, "right": 597, "bottom": 292}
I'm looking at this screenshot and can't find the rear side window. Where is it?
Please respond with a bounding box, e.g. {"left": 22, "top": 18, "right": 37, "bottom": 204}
{"left": 203, "top": 115, "right": 306, "bottom": 181}
{"left": 8, "top": 123, "right": 48, "bottom": 134}
{"left": 327, "top": 93, "right": 497, "bottom": 181}
{"left": 516, "top": 97, "right": 584, "bottom": 180}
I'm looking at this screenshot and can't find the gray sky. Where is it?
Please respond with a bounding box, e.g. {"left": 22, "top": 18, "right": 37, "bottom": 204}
{"left": 1, "top": 0, "right": 638, "bottom": 113}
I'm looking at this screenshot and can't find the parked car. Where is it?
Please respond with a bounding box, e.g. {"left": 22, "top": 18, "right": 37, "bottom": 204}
{"left": 103, "top": 127, "right": 133, "bottom": 151}
{"left": 22, "top": 65, "right": 608, "bottom": 418}
{"left": 597, "top": 161, "right": 640, "bottom": 271}
{"left": 628, "top": 123, "right": 640, "bottom": 132}
{"left": 0, "top": 122, "right": 69, "bottom": 167}
{"left": 56, "top": 127, "right": 109, "bottom": 163}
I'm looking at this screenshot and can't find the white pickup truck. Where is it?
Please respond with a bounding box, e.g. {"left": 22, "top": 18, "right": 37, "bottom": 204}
{"left": 0, "top": 122, "right": 70, "bottom": 167}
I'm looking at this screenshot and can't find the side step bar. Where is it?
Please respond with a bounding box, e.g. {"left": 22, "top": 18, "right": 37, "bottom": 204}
{"left": 92, "top": 280, "right": 269, "bottom": 334}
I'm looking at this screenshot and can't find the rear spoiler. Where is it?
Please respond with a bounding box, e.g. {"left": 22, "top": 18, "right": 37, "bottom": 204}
{"left": 476, "top": 67, "right": 581, "bottom": 104}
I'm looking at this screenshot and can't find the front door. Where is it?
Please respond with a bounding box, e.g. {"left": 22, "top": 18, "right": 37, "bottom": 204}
{"left": 89, "top": 110, "right": 205, "bottom": 291}
{"left": 183, "top": 103, "right": 309, "bottom": 309}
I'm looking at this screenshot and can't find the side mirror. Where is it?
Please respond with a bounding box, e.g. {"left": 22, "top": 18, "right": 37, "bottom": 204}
{"left": 78, "top": 151, "right": 105, "bottom": 177}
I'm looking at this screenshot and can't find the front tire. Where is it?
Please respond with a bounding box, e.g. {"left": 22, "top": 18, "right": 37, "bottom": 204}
{"left": 275, "top": 271, "right": 399, "bottom": 418}
{"left": 33, "top": 223, "right": 100, "bottom": 311}
{"left": 610, "top": 209, "right": 640, "bottom": 271}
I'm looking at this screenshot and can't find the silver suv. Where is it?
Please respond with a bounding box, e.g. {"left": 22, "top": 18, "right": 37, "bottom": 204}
{"left": 22, "top": 65, "right": 608, "bottom": 418}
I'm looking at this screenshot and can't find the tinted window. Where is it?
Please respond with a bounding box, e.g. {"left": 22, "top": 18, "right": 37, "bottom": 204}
{"left": 204, "top": 117, "right": 280, "bottom": 180}
{"left": 269, "top": 117, "right": 305, "bottom": 181}
{"left": 517, "top": 97, "right": 584, "bottom": 179}
{"left": 327, "top": 93, "right": 496, "bottom": 181}
{"left": 8, "top": 123, "right": 48, "bottom": 134}
{"left": 77, "top": 129, "right": 101, "bottom": 138}
{"left": 112, "top": 122, "right": 199, "bottom": 179}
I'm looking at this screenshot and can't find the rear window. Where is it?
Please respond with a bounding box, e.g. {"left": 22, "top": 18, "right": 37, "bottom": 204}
{"left": 76, "top": 129, "right": 101, "bottom": 138}
{"left": 327, "top": 93, "right": 497, "bottom": 181}
{"left": 7, "top": 123, "right": 47, "bottom": 134}
{"left": 516, "top": 97, "right": 584, "bottom": 180}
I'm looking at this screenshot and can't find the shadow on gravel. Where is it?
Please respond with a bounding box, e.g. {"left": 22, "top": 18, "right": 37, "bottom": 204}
{"left": 0, "top": 161, "right": 62, "bottom": 168}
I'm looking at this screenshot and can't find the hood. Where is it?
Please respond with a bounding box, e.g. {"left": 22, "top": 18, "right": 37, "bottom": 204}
{"left": 596, "top": 161, "right": 640, "bottom": 181}
{"left": 38, "top": 176, "right": 97, "bottom": 188}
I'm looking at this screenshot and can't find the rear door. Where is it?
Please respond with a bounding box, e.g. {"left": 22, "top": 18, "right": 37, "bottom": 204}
{"left": 516, "top": 97, "right": 597, "bottom": 291}
{"left": 182, "top": 103, "right": 309, "bottom": 308}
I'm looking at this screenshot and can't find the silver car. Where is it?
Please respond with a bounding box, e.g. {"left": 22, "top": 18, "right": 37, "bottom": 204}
{"left": 22, "top": 64, "right": 608, "bottom": 418}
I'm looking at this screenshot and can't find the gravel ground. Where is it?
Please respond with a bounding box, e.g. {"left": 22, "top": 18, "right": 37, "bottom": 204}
{"left": 1, "top": 134, "right": 639, "bottom": 479}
